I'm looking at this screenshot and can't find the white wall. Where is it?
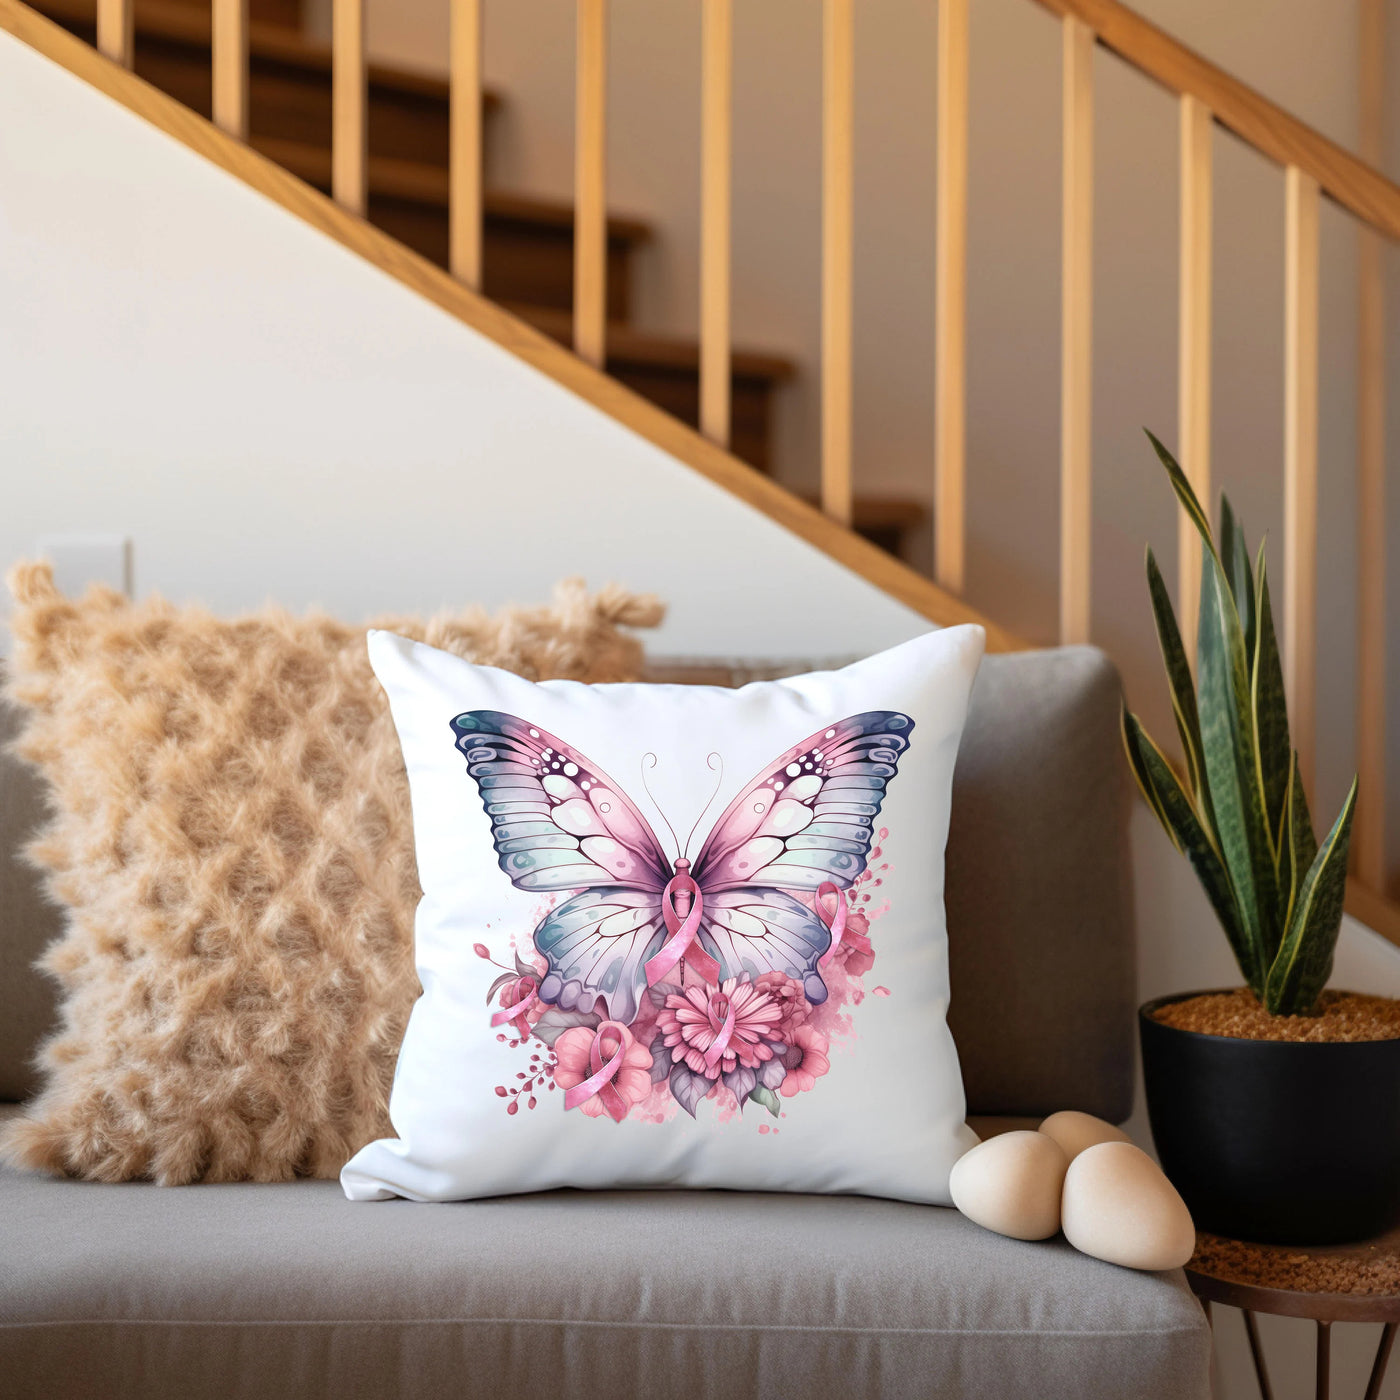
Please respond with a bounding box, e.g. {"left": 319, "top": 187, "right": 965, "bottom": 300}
{"left": 0, "top": 31, "right": 929, "bottom": 660}
{"left": 334, "top": 0, "right": 1398, "bottom": 885}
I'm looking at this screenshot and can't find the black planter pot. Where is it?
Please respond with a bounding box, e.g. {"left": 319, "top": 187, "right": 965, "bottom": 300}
{"left": 1140, "top": 990, "right": 1400, "bottom": 1245}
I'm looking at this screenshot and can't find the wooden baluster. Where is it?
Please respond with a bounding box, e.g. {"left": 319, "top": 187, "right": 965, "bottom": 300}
{"left": 1060, "top": 17, "right": 1094, "bottom": 645}
{"left": 699, "top": 0, "right": 732, "bottom": 447}
{"left": 934, "top": 0, "right": 969, "bottom": 594}
{"left": 574, "top": 0, "right": 608, "bottom": 368}
{"left": 332, "top": 0, "right": 367, "bottom": 215}
{"left": 212, "top": 0, "right": 249, "bottom": 141}
{"left": 821, "top": 0, "right": 854, "bottom": 527}
{"left": 450, "top": 0, "right": 483, "bottom": 288}
{"left": 1284, "top": 165, "right": 1320, "bottom": 798}
{"left": 96, "top": 0, "right": 133, "bottom": 67}
{"left": 1177, "top": 95, "right": 1212, "bottom": 665}
{"left": 1356, "top": 0, "right": 1387, "bottom": 887}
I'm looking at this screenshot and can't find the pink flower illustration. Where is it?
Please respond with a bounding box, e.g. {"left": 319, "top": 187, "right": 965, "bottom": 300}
{"left": 752, "top": 971, "right": 810, "bottom": 1041}
{"left": 658, "top": 978, "right": 783, "bottom": 1074}
{"left": 831, "top": 911, "right": 875, "bottom": 977}
{"left": 779, "top": 1024, "right": 831, "bottom": 1097}
{"left": 553, "top": 1023, "right": 654, "bottom": 1120}
{"left": 491, "top": 974, "right": 543, "bottom": 1037}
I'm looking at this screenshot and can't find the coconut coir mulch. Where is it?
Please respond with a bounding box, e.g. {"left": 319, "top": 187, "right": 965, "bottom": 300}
{"left": 1152, "top": 989, "right": 1400, "bottom": 1043}
{"left": 1191, "top": 1232, "right": 1400, "bottom": 1297}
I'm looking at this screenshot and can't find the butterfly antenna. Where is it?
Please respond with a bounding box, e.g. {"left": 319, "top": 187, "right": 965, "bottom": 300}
{"left": 682, "top": 753, "right": 724, "bottom": 860}
{"left": 639, "top": 753, "right": 682, "bottom": 863}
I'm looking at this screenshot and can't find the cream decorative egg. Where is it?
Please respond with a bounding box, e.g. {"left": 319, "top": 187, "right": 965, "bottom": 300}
{"left": 1038, "top": 1110, "right": 1132, "bottom": 1162}
{"left": 1060, "top": 1142, "right": 1196, "bottom": 1271}
{"left": 948, "top": 1130, "right": 1069, "bottom": 1241}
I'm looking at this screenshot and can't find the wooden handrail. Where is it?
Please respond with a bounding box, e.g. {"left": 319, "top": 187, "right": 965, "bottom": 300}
{"left": 1026, "top": 0, "right": 1400, "bottom": 243}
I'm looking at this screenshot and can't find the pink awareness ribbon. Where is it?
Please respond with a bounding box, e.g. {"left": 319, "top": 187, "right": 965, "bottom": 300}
{"left": 489, "top": 976, "right": 538, "bottom": 1038}
{"left": 701, "top": 991, "right": 738, "bottom": 1073}
{"left": 562, "top": 1020, "right": 634, "bottom": 1121}
{"left": 644, "top": 869, "right": 721, "bottom": 988}
{"left": 815, "top": 881, "right": 849, "bottom": 967}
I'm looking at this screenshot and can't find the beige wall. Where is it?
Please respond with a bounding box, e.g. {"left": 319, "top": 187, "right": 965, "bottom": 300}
{"left": 322, "top": 0, "right": 1397, "bottom": 879}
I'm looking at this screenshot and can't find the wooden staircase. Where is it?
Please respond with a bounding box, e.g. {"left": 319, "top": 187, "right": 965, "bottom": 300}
{"left": 30, "top": 0, "right": 921, "bottom": 546}
{"left": 4, "top": 0, "right": 1400, "bottom": 930}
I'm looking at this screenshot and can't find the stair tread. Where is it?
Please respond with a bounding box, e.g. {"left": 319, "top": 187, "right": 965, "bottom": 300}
{"left": 506, "top": 304, "right": 795, "bottom": 382}
{"left": 34, "top": 0, "right": 499, "bottom": 106}
{"left": 251, "top": 136, "right": 653, "bottom": 244}
{"left": 797, "top": 494, "right": 927, "bottom": 529}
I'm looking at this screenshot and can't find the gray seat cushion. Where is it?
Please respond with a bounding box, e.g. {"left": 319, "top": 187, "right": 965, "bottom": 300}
{"left": 0, "top": 1154, "right": 1209, "bottom": 1400}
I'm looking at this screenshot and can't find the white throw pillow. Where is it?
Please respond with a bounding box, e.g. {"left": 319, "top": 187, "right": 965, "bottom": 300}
{"left": 342, "top": 625, "right": 984, "bottom": 1204}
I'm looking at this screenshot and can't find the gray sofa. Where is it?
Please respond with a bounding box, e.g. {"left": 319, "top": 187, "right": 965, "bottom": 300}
{"left": 0, "top": 647, "right": 1211, "bottom": 1399}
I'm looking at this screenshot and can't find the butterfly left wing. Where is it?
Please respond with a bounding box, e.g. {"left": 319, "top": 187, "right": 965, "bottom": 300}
{"left": 691, "top": 711, "right": 914, "bottom": 894}
{"left": 688, "top": 711, "right": 915, "bottom": 1003}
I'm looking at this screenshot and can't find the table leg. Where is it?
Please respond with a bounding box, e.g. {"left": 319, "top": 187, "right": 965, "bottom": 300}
{"left": 1364, "top": 1321, "right": 1397, "bottom": 1400}
{"left": 1243, "top": 1310, "right": 1274, "bottom": 1400}
{"left": 1315, "top": 1319, "right": 1330, "bottom": 1400}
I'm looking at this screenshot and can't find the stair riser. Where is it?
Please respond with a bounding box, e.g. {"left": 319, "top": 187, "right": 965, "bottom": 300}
{"left": 370, "top": 199, "right": 634, "bottom": 322}
{"left": 49, "top": 16, "right": 460, "bottom": 166}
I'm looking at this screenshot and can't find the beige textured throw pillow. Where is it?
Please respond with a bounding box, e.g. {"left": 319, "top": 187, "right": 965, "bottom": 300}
{"left": 1, "top": 563, "right": 662, "bottom": 1184}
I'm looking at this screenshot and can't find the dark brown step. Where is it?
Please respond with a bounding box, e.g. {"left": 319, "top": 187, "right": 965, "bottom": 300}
{"left": 250, "top": 137, "right": 650, "bottom": 322}
{"left": 32, "top": 0, "right": 497, "bottom": 167}
{"left": 799, "top": 494, "right": 927, "bottom": 559}
{"left": 507, "top": 305, "right": 794, "bottom": 477}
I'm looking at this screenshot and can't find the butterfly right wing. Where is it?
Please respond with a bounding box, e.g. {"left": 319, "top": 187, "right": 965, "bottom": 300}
{"left": 451, "top": 711, "right": 671, "bottom": 893}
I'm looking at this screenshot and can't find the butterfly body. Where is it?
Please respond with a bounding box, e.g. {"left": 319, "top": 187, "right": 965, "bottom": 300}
{"left": 452, "top": 709, "right": 914, "bottom": 1026}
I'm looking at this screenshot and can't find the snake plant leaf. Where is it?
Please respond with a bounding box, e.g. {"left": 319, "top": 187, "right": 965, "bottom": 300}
{"left": 1197, "top": 549, "right": 1276, "bottom": 985}
{"left": 1279, "top": 753, "right": 1318, "bottom": 940}
{"left": 1219, "top": 495, "right": 1256, "bottom": 663}
{"left": 1263, "top": 777, "right": 1357, "bottom": 1015}
{"left": 1146, "top": 431, "right": 1218, "bottom": 563}
{"left": 1121, "top": 703, "right": 1177, "bottom": 837}
{"left": 1145, "top": 547, "right": 1210, "bottom": 814}
{"left": 1122, "top": 706, "right": 1259, "bottom": 992}
{"left": 1252, "top": 551, "right": 1292, "bottom": 857}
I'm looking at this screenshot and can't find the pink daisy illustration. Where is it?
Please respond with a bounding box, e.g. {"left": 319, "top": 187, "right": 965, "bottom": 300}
{"left": 657, "top": 978, "right": 784, "bottom": 1075}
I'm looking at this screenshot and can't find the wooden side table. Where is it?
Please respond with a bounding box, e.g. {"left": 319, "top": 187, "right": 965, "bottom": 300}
{"left": 1186, "top": 1230, "right": 1400, "bottom": 1400}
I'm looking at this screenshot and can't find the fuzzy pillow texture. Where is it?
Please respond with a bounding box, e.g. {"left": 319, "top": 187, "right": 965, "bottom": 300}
{"left": 1, "top": 562, "right": 662, "bottom": 1185}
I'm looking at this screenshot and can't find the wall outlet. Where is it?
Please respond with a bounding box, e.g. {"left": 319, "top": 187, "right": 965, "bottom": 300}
{"left": 35, "top": 534, "right": 133, "bottom": 598}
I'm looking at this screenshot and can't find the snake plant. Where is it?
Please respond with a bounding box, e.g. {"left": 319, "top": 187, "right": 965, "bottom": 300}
{"left": 1122, "top": 432, "right": 1357, "bottom": 1017}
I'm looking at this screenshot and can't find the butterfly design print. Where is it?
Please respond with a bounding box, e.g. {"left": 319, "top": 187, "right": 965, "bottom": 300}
{"left": 451, "top": 710, "right": 913, "bottom": 1036}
